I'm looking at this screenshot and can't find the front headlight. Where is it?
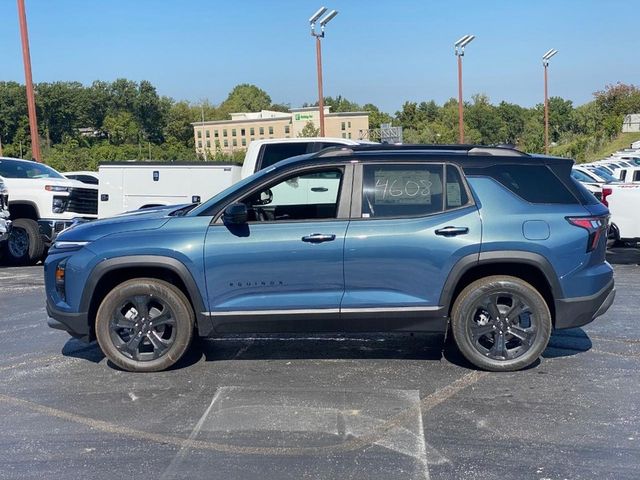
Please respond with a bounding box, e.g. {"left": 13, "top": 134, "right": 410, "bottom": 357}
{"left": 52, "top": 241, "right": 90, "bottom": 251}
{"left": 45, "top": 185, "right": 70, "bottom": 192}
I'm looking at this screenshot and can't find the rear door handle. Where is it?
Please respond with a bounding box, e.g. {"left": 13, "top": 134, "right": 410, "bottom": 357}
{"left": 435, "top": 226, "right": 469, "bottom": 236}
{"left": 302, "top": 233, "right": 336, "bottom": 243}
{"left": 311, "top": 187, "right": 328, "bottom": 192}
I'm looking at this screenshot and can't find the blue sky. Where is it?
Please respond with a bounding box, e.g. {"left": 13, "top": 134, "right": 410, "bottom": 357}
{"left": 0, "top": 0, "right": 638, "bottom": 113}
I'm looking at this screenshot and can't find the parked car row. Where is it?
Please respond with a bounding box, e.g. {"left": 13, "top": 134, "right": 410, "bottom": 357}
{"left": 570, "top": 147, "right": 640, "bottom": 245}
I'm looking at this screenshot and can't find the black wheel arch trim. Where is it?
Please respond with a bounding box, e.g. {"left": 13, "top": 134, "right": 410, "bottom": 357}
{"left": 79, "top": 255, "right": 212, "bottom": 336}
{"left": 439, "top": 250, "right": 564, "bottom": 310}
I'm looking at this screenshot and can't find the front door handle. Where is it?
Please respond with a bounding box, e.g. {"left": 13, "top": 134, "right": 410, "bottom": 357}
{"left": 435, "top": 226, "right": 469, "bottom": 237}
{"left": 302, "top": 233, "right": 336, "bottom": 243}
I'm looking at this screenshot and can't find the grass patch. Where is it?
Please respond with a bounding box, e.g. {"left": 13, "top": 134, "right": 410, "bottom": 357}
{"left": 583, "top": 132, "right": 640, "bottom": 162}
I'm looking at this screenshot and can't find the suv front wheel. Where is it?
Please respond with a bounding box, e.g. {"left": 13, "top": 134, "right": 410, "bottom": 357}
{"left": 451, "top": 275, "right": 552, "bottom": 372}
{"left": 95, "top": 278, "right": 194, "bottom": 372}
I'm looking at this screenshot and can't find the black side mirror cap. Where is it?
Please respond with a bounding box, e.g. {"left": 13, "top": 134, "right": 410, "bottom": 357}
{"left": 223, "top": 203, "right": 248, "bottom": 224}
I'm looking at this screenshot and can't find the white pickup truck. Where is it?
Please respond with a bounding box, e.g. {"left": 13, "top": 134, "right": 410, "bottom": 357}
{"left": 98, "top": 137, "right": 371, "bottom": 218}
{"left": 0, "top": 178, "right": 10, "bottom": 254}
{"left": 0, "top": 157, "right": 98, "bottom": 264}
{"left": 603, "top": 183, "right": 640, "bottom": 243}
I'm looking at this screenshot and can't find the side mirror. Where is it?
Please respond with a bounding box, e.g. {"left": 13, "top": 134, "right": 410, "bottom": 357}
{"left": 223, "top": 203, "right": 248, "bottom": 224}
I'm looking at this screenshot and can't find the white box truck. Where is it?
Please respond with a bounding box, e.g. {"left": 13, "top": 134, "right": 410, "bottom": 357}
{"left": 98, "top": 138, "right": 371, "bottom": 218}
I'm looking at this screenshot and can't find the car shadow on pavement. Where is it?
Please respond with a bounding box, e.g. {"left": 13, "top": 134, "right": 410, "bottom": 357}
{"left": 441, "top": 327, "right": 593, "bottom": 370}
{"left": 62, "top": 339, "right": 105, "bottom": 363}
{"left": 543, "top": 328, "right": 593, "bottom": 358}
{"left": 201, "top": 333, "right": 444, "bottom": 362}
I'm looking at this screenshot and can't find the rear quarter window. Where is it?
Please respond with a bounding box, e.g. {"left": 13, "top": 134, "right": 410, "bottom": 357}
{"left": 474, "top": 164, "right": 579, "bottom": 204}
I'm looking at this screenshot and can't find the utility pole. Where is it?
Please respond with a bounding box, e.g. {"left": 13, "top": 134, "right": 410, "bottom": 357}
{"left": 17, "top": 0, "right": 42, "bottom": 162}
{"left": 454, "top": 35, "right": 475, "bottom": 144}
{"left": 542, "top": 49, "right": 558, "bottom": 155}
{"left": 309, "top": 7, "right": 338, "bottom": 137}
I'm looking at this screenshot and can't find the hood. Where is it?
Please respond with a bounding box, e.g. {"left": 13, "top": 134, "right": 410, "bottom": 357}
{"left": 1, "top": 175, "right": 97, "bottom": 190}
{"left": 56, "top": 204, "right": 189, "bottom": 242}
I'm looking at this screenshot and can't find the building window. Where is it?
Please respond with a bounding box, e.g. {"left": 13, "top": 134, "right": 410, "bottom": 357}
{"left": 233, "top": 139, "right": 238, "bottom": 147}
{"left": 242, "top": 138, "right": 247, "bottom": 146}
{"left": 259, "top": 127, "right": 265, "bottom": 135}
{"left": 269, "top": 126, "right": 274, "bottom": 135}
{"left": 285, "top": 125, "right": 290, "bottom": 134}
{"left": 342, "top": 133, "right": 346, "bottom": 138}
{"left": 232, "top": 128, "right": 236, "bottom": 137}
{"left": 206, "top": 140, "right": 211, "bottom": 147}
{"left": 205, "top": 130, "right": 210, "bottom": 138}
{"left": 197, "top": 130, "right": 202, "bottom": 138}
{"left": 348, "top": 133, "right": 352, "bottom": 139}
{"left": 198, "top": 140, "right": 202, "bottom": 147}
{"left": 251, "top": 137, "right": 255, "bottom": 142}
{"left": 341, "top": 122, "right": 346, "bottom": 131}
{"left": 241, "top": 128, "right": 246, "bottom": 136}
{"left": 214, "top": 130, "right": 219, "bottom": 138}
{"left": 250, "top": 127, "right": 255, "bottom": 136}
{"left": 348, "top": 121, "right": 352, "bottom": 128}
{"left": 223, "top": 129, "right": 228, "bottom": 137}
{"left": 224, "top": 139, "right": 228, "bottom": 147}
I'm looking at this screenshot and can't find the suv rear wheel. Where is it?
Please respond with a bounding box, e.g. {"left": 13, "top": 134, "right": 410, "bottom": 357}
{"left": 95, "top": 278, "right": 194, "bottom": 372}
{"left": 451, "top": 275, "right": 552, "bottom": 372}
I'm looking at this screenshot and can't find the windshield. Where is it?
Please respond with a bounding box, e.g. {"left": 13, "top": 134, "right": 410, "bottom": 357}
{"left": 0, "top": 159, "right": 64, "bottom": 179}
{"left": 591, "top": 167, "right": 619, "bottom": 183}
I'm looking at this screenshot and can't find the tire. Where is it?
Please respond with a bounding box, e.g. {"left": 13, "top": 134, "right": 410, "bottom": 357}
{"left": 95, "top": 278, "right": 194, "bottom": 372}
{"left": 450, "top": 275, "right": 552, "bottom": 372}
{"left": 7, "top": 218, "right": 45, "bottom": 265}
{"left": 607, "top": 223, "right": 623, "bottom": 249}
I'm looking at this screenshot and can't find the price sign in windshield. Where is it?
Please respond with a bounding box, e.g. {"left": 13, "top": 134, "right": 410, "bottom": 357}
{"left": 373, "top": 170, "right": 434, "bottom": 205}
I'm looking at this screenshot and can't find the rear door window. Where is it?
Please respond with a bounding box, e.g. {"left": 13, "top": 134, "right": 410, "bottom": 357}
{"left": 362, "top": 164, "right": 445, "bottom": 218}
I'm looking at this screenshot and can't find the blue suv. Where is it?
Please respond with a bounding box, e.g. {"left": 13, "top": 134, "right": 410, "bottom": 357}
{"left": 45, "top": 145, "right": 615, "bottom": 372}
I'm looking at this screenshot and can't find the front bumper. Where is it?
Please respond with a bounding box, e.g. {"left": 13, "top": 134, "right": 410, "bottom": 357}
{"left": 554, "top": 279, "right": 616, "bottom": 330}
{"left": 46, "top": 298, "right": 91, "bottom": 342}
{"left": 0, "top": 215, "right": 10, "bottom": 242}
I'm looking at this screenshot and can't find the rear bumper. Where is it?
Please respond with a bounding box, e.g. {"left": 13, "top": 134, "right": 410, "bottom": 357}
{"left": 554, "top": 279, "right": 616, "bottom": 330}
{"left": 46, "top": 298, "right": 91, "bottom": 342}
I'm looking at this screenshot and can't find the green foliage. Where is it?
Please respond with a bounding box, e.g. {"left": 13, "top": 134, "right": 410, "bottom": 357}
{"left": 298, "top": 121, "right": 320, "bottom": 138}
{"left": 1, "top": 79, "right": 639, "bottom": 173}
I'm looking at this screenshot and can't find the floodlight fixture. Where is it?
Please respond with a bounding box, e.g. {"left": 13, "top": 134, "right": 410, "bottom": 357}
{"left": 460, "top": 34, "right": 475, "bottom": 48}
{"left": 309, "top": 7, "right": 327, "bottom": 25}
{"left": 455, "top": 35, "right": 471, "bottom": 47}
{"left": 455, "top": 34, "right": 475, "bottom": 56}
{"left": 542, "top": 48, "right": 558, "bottom": 60}
{"left": 319, "top": 9, "right": 338, "bottom": 27}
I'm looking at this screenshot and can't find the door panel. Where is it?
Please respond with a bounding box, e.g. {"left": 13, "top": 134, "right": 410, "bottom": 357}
{"left": 342, "top": 207, "right": 481, "bottom": 308}
{"left": 204, "top": 221, "right": 348, "bottom": 311}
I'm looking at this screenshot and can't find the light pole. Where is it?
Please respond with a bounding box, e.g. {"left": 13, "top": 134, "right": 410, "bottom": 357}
{"left": 542, "top": 49, "right": 558, "bottom": 155}
{"left": 309, "top": 7, "right": 338, "bottom": 137}
{"left": 17, "top": 0, "right": 41, "bottom": 162}
{"left": 454, "top": 35, "right": 475, "bottom": 144}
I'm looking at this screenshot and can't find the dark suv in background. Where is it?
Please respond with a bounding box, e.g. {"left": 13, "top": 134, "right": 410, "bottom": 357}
{"left": 45, "top": 145, "right": 615, "bottom": 372}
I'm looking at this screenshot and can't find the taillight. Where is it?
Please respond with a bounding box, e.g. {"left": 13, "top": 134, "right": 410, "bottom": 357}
{"left": 567, "top": 216, "right": 608, "bottom": 252}
{"left": 601, "top": 187, "right": 612, "bottom": 207}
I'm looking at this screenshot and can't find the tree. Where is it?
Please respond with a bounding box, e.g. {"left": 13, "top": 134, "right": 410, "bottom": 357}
{"left": 102, "top": 111, "right": 141, "bottom": 145}
{"left": 218, "top": 84, "right": 271, "bottom": 117}
{"left": 164, "top": 100, "right": 196, "bottom": 147}
{"left": 362, "top": 103, "right": 393, "bottom": 130}
{"left": 134, "top": 80, "right": 165, "bottom": 143}
{"left": 298, "top": 121, "right": 320, "bottom": 137}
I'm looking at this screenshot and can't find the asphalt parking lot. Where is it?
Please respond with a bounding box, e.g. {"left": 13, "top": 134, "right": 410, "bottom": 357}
{"left": 0, "top": 249, "right": 639, "bottom": 480}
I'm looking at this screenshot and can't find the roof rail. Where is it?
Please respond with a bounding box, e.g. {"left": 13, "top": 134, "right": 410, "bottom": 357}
{"left": 313, "top": 143, "right": 529, "bottom": 158}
